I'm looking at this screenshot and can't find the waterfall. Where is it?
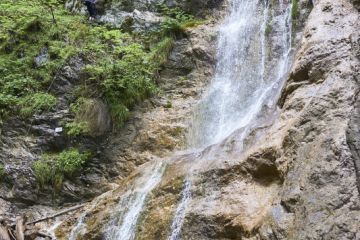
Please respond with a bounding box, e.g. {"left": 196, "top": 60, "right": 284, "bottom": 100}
{"left": 167, "top": 178, "right": 192, "bottom": 240}
{"left": 104, "top": 161, "right": 165, "bottom": 240}
{"left": 169, "top": 0, "right": 293, "bottom": 238}
{"left": 260, "top": 1, "right": 269, "bottom": 84}
{"left": 188, "top": 0, "right": 292, "bottom": 148}
{"left": 68, "top": 0, "right": 294, "bottom": 239}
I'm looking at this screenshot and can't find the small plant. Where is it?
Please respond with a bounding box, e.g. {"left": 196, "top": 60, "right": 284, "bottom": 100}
{"left": 33, "top": 149, "right": 90, "bottom": 190}
{"left": 150, "top": 37, "right": 174, "bottom": 67}
{"left": 33, "top": 160, "right": 52, "bottom": 188}
{"left": 34, "top": 0, "right": 61, "bottom": 24}
{"left": 164, "top": 100, "right": 172, "bottom": 108}
{"left": 265, "top": 23, "right": 272, "bottom": 36}
{"left": 55, "top": 149, "right": 89, "bottom": 177}
{"left": 157, "top": 4, "right": 205, "bottom": 37}
{"left": 65, "top": 121, "right": 90, "bottom": 137}
{"left": 19, "top": 92, "right": 57, "bottom": 116}
{"left": 0, "top": 164, "right": 5, "bottom": 181}
{"left": 109, "top": 103, "right": 130, "bottom": 128}
{"left": 291, "top": 0, "right": 300, "bottom": 20}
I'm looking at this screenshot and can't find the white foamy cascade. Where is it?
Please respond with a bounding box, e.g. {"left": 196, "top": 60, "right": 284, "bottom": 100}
{"left": 167, "top": 178, "right": 192, "bottom": 240}
{"left": 169, "top": 0, "right": 294, "bottom": 238}
{"left": 104, "top": 161, "right": 165, "bottom": 240}
{"left": 188, "top": 0, "right": 293, "bottom": 148}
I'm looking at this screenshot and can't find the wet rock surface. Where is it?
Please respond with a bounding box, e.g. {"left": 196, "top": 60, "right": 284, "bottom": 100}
{"left": 2, "top": 0, "right": 360, "bottom": 239}
{"left": 54, "top": 0, "right": 360, "bottom": 239}
{"left": 0, "top": 0, "right": 221, "bottom": 231}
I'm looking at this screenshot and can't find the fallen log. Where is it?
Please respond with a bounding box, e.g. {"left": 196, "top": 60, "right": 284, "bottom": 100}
{"left": 26, "top": 203, "right": 85, "bottom": 225}
{"left": 2, "top": 203, "right": 86, "bottom": 239}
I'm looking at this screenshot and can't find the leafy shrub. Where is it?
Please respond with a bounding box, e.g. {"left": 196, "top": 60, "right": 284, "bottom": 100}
{"left": 56, "top": 149, "right": 89, "bottom": 176}
{"left": 2, "top": 76, "right": 40, "bottom": 96}
{"left": 18, "top": 92, "right": 57, "bottom": 116}
{"left": 156, "top": 5, "right": 205, "bottom": 37}
{"left": 65, "top": 121, "right": 90, "bottom": 137}
{"left": 33, "top": 149, "right": 90, "bottom": 190}
{"left": 33, "top": 160, "right": 52, "bottom": 188}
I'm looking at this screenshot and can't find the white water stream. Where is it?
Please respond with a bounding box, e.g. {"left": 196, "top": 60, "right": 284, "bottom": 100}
{"left": 68, "top": 0, "right": 294, "bottom": 239}
{"left": 104, "top": 161, "right": 165, "bottom": 240}
{"left": 169, "top": 0, "right": 293, "bottom": 238}
{"left": 189, "top": 0, "right": 292, "bottom": 148}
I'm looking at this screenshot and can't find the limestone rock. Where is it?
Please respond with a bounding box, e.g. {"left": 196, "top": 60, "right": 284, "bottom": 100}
{"left": 56, "top": 1, "right": 360, "bottom": 239}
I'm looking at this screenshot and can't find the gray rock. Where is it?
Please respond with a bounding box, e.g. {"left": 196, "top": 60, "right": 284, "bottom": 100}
{"left": 34, "top": 47, "right": 49, "bottom": 67}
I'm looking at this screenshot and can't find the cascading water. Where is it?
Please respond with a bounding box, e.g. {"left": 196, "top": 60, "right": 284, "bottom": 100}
{"left": 104, "top": 161, "right": 165, "bottom": 240}
{"left": 188, "top": 0, "right": 292, "bottom": 149}
{"left": 169, "top": 0, "right": 293, "bottom": 238}
{"left": 167, "top": 178, "right": 192, "bottom": 240}
{"left": 68, "top": 0, "right": 294, "bottom": 239}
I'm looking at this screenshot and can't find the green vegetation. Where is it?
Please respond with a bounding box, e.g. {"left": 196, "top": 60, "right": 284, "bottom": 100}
{"left": 164, "top": 100, "right": 172, "bottom": 108}
{"left": 0, "top": 0, "right": 169, "bottom": 127}
{"left": 265, "top": 23, "right": 272, "bottom": 36}
{"left": 65, "top": 121, "right": 90, "bottom": 137}
{"left": 291, "top": 0, "right": 300, "bottom": 20}
{"left": 33, "top": 161, "right": 52, "bottom": 189}
{"left": 0, "top": 0, "right": 72, "bottom": 121}
{"left": 84, "top": 42, "right": 159, "bottom": 127}
{"left": 1, "top": 0, "right": 205, "bottom": 195}
{"left": 33, "top": 149, "right": 90, "bottom": 190}
{"left": 56, "top": 149, "right": 89, "bottom": 176}
{"left": 0, "top": 0, "right": 204, "bottom": 129}
{"left": 19, "top": 93, "right": 57, "bottom": 116}
{"left": 0, "top": 164, "right": 5, "bottom": 181}
{"left": 156, "top": 4, "right": 206, "bottom": 37}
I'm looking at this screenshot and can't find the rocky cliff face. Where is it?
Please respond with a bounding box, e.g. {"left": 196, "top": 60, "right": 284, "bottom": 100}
{"left": 53, "top": 0, "right": 360, "bottom": 239}
{"left": 1, "top": 0, "right": 360, "bottom": 239}
{"left": 0, "top": 0, "right": 223, "bottom": 232}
